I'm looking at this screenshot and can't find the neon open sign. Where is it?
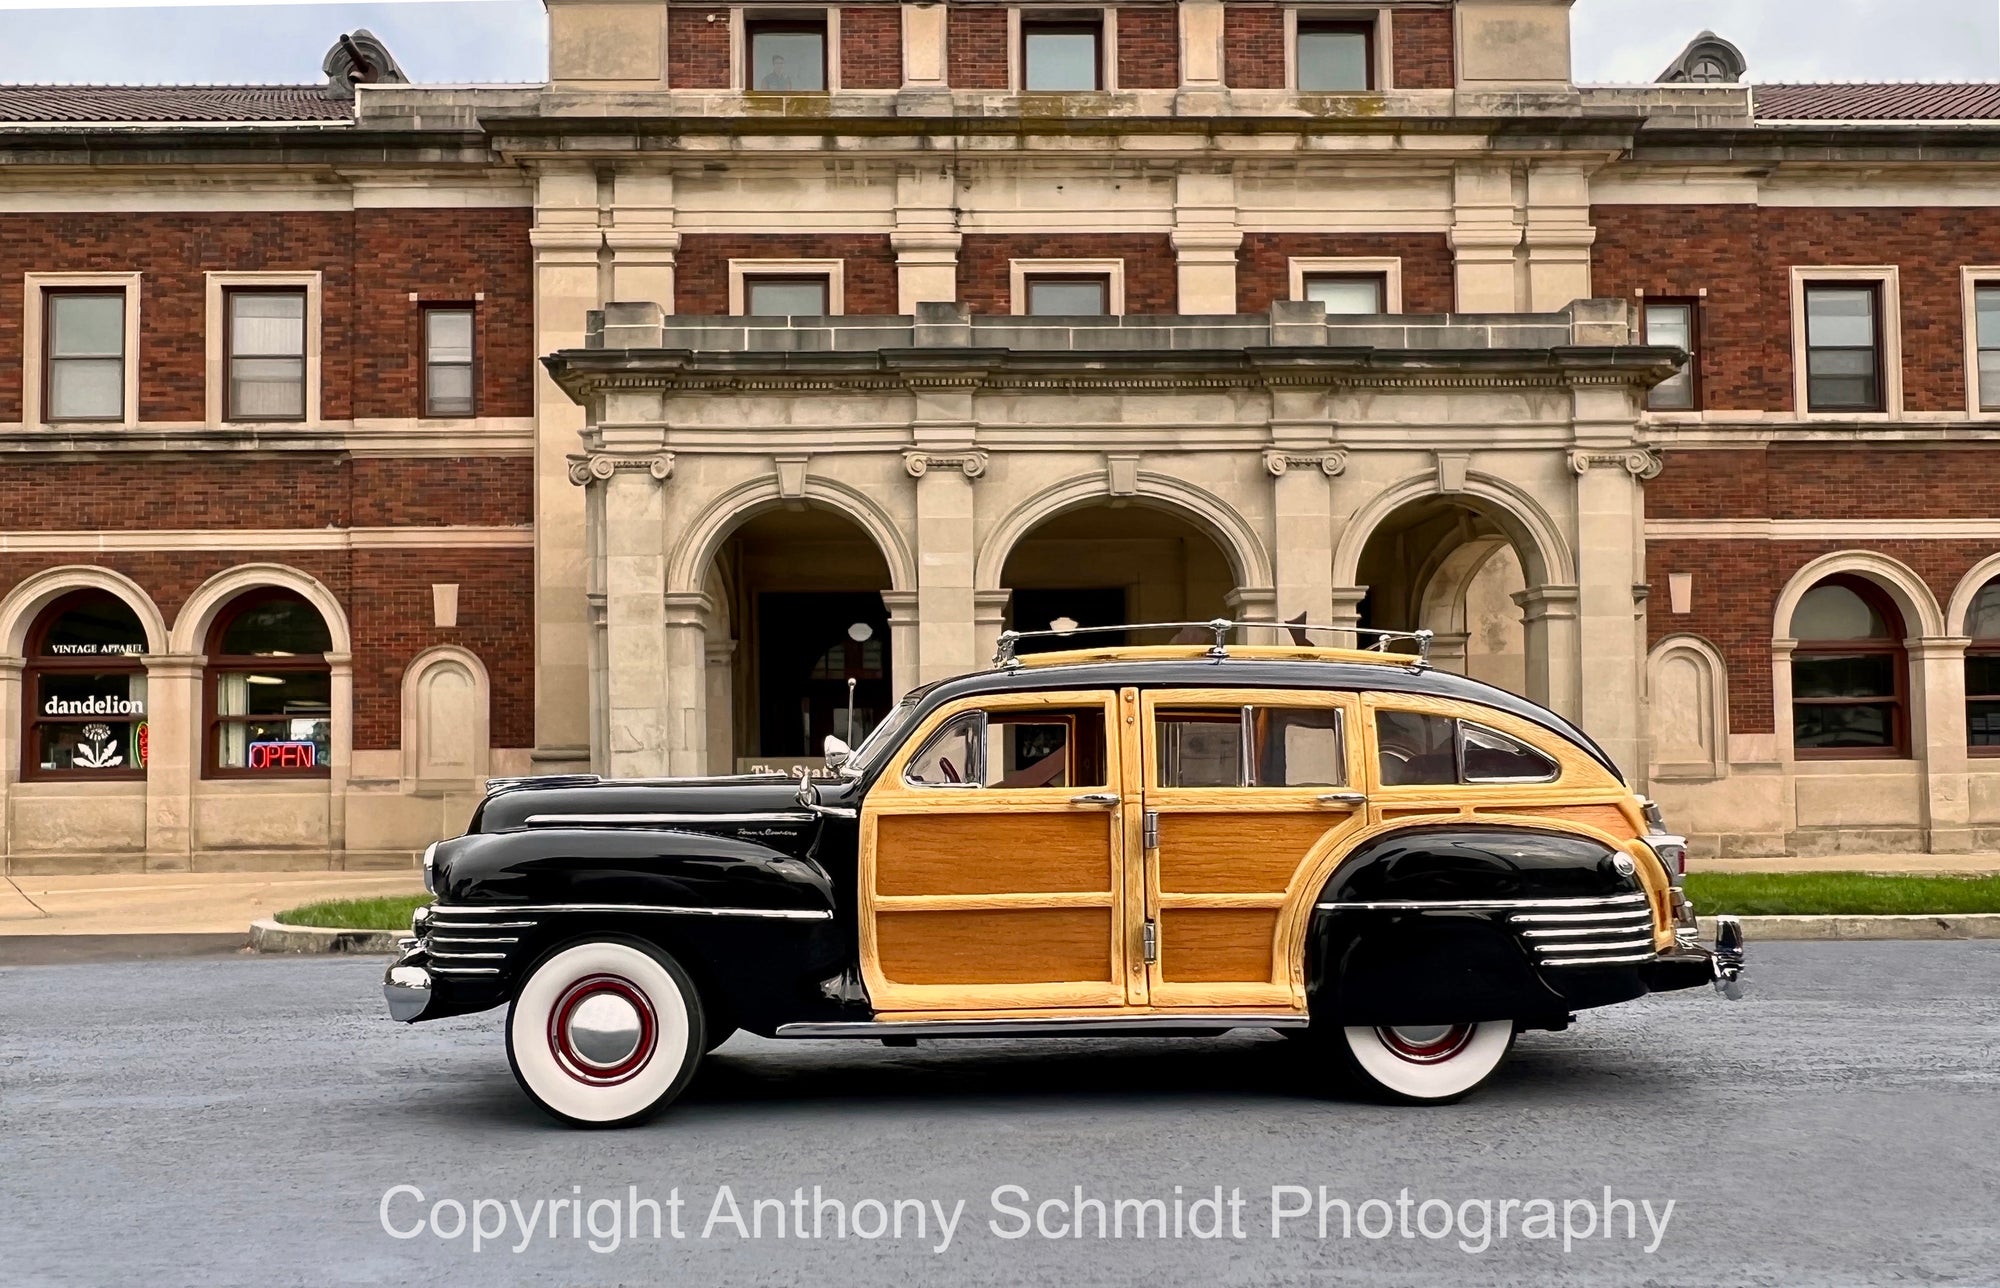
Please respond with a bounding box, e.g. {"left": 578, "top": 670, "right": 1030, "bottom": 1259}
{"left": 248, "top": 740, "right": 318, "bottom": 770}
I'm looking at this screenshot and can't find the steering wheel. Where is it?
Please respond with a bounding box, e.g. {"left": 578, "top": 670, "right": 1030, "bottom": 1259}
{"left": 939, "top": 757, "right": 961, "bottom": 783}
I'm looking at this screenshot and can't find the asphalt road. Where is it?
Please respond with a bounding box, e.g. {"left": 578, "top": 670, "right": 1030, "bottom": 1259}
{"left": 3, "top": 942, "right": 1997, "bottom": 1288}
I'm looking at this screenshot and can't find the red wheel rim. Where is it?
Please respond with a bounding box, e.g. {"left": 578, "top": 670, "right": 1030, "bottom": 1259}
{"left": 547, "top": 974, "right": 658, "bottom": 1086}
{"left": 1376, "top": 1024, "right": 1474, "bottom": 1065}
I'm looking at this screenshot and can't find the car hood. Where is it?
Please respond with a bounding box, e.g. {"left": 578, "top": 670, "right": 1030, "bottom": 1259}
{"left": 467, "top": 772, "right": 827, "bottom": 832}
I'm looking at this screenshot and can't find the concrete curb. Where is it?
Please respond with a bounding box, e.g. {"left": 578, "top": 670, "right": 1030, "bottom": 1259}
{"left": 249, "top": 918, "right": 404, "bottom": 955}
{"left": 1699, "top": 913, "right": 2000, "bottom": 941}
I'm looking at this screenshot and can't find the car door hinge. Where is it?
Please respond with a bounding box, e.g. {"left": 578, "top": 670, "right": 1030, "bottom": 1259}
{"left": 1141, "top": 919, "right": 1159, "bottom": 965}
{"left": 1142, "top": 809, "right": 1159, "bottom": 851}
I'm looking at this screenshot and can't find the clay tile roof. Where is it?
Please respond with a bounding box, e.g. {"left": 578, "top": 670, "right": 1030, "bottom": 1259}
{"left": 0, "top": 84, "right": 352, "bottom": 124}
{"left": 1754, "top": 82, "right": 2000, "bottom": 123}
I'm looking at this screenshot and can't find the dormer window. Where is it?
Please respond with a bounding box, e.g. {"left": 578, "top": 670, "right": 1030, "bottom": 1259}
{"left": 747, "top": 16, "right": 827, "bottom": 91}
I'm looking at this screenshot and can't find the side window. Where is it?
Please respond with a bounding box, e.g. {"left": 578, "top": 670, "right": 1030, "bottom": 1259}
{"left": 903, "top": 706, "right": 1108, "bottom": 789}
{"left": 905, "top": 713, "right": 978, "bottom": 786}
{"left": 1461, "top": 723, "right": 1558, "bottom": 783}
{"left": 1376, "top": 711, "right": 1457, "bottom": 785}
{"left": 1156, "top": 706, "right": 1346, "bottom": 788}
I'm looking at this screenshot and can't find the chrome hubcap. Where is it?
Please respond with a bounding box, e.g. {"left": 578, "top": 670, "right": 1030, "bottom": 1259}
{"left": 1377, "top": 1024, "right": 1475, "bottom": 1064}
{"left": 548, "top": 974, "right": 658, "bottom": 1085}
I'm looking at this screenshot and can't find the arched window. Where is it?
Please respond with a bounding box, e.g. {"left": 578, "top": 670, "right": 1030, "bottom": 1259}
{"left": 203, "top": 589, "right": 332, "bottom": 777}
{"left": 22, "top": 589, "right": 148, "bottom": 778}
{"left": 1790, "top": 574, "right": 1908, "bottom": 758}
{"left": 1967, "top": 577, "right": 2000, "bottom": 754}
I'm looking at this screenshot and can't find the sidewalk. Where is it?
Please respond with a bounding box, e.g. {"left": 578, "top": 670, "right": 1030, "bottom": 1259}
{"left": 0, "top": 871, "right": 425, "bottom": 937}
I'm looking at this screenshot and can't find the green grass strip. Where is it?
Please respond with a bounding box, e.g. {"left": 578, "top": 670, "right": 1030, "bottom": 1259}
{"left": 274, "top": 894, "right": 430, "bottom": 931}
{"left": 1683, "top": 872, "right": 2000, "bottom": 917}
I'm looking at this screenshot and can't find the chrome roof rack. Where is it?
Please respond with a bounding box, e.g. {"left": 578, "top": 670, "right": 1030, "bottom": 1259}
{"left": 991, "top": 618, "right": 1435, "bottom": 671}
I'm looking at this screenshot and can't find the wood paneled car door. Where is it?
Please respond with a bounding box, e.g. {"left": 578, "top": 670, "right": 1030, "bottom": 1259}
{"left": 1139, "top": 688, "right": 1369, "bottom": 1011}
{"left": 861, "top": 689, "right": 1140, "bottom": 1015}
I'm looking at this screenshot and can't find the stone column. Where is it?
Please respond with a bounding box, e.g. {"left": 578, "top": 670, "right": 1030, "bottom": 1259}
{"left": 1172, "top": 170, "right": 1241, "bottom": 314}
{"left": 608, "top": 170, "right": 679, "bottom": 312}
{"left": 326, "top": 649, "right": 353, "bottom": 866}
{"left": 881, "top": 590, "right": 921, "bottom": 701}
{"left": 530, "top": 164, "right": 604, "bottom": 773}
{"left": 1449, "top": 163, "right": 1523, "bottom": 313}
{"left": 1428, "top": 632, "right": 1471, "bottom": 677}
{"left": 974, "top": 589, "right": 1013, "bottom": 671}
{"left": 140, "top": 653, "right": 202, "bottom": 871}
{"left": 1565, "top": 446, "right": 1654, "bottom": 780}
{"left": 572, "top": 449, "right": 676, "bottom": 778}
{"left": 1523, "top": 165, "right": 1595, "bottom": 312}
{"left": 1912, "top": 636, "right": 1974, "bottom": 852}
{"left": 663, "top": 592, "right": 710, "bottom": 776}
{"left": 894, "top": 167, "right": 961, "bottom": 312}
{"left": 1329, "top": 586, "right": 1369, "bottom": 648}
{"left": 705, "top": 639, "right": 736, "bottom": 775}
{"left": 906, "top": 449, "right": 985, "bottom": 684}
{"left": 1515, "top": 585, "right": 1582, "bottom": 725}
{"left": 1265, "top": 447, "right": 1344, "bottom": 637}
{"left": 0, "top": 657, "right": 18, "bottom": 865}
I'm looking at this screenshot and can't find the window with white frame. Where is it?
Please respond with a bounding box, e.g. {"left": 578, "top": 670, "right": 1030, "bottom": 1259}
{"left": 205, "top": 272, "right": 321, "bottom": 425}
{"left": 746, "top": 14, "right": 829, "bottom": 91}
{"left": 1296, "top": 18, "right": 1373, "bottom": 90}
{"left": 1289, "top": 257, "right": 1403, "bottom": 315}
{"left": 1022, "top": 12, "right": 1104, "bottom": 90}
{"left": 1011, "top": 259, "right": 1126, "bottom": 316}
{"left": 422, "top": 306, "right": 476, "bottom": 418}
{"left": 1963, "top": 271, "right": 2000, "bottom": 412}
{"left": 729, "top": 259, "right": 845, "bottom": 316}
{"left": 1791, "top": 267, "right": 1900, "bottom": 416}
{"left": 23, "top": 273, "right": 141, "bottom": 428}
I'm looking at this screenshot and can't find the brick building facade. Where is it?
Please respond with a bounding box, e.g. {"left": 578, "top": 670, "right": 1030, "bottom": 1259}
{"left": 4, "top": 1, "right": 2000, "bottom": 870}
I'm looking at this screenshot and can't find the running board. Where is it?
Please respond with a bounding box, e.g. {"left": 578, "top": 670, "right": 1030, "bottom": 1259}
{"left": 773, "top": 1014, "right": 1309, "bottom": 1039}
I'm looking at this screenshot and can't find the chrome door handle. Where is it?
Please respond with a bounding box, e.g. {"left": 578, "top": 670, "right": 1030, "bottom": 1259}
{"left": 1316, "top": 792, "right": 1367, "bottom": 808}
{"left": 1070, "top": 793, "right": 1121, "bottom": 806}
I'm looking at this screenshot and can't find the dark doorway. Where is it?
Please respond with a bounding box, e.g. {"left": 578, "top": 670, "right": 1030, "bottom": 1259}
{"left": 756, "top": 591, "right": 890, "bottom": 756}
{"left": 1010, "top": 587, "right": 1128, "bottom": 655}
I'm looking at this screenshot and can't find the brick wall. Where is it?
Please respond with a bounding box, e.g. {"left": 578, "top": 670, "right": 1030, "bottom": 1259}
{"left": 669, "top": 6, "right": 734, "bottom": 88}
{"left": 1390, "top": 5, "right": 1455, "bottom": 89}
{"left": 1115, "top": 4, "right": 1180, "bottom": 88}
{"left": 0, "top": 458, "right": 529, "bottom": 531}
{"left": 1595, "top": 204, "right": 2000, "bottom": 414}
{"left": 1236, "top": 232, "right": 1455, "bottom": 313}
{"left": 0, "top": 209, "right": 532, "bottom": 424}
{"left": 948, "top": 6, "right": 1011, "bottom": 89}
{"left": 0, "top": 545, "right": 533, "bottom": 751}
{"left": 673, "top": 234, "right": 898, "bottom": 314}
{"left": 957, "top": 234, "right": 1179, "bottom": 313}
{"left": 351, "top": 209, "right": 535, "bottom": 420}
{"left": 840, "top": 5, "right": 903, "bottom": 89}
{"left": 1223, "top": 3, "right": 1285, "bottom": 88}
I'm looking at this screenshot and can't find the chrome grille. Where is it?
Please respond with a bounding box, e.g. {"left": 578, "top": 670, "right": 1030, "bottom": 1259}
{"left": 420, "top": 907, "right": 539, "bottom": 977}
{"left": 1507, "top": 893, "right": 1657, "bottom": 968}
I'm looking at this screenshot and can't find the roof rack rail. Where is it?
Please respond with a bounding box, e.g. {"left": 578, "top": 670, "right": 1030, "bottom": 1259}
{"left": 991, "top": 618, "right": 1434, "bottom": 671}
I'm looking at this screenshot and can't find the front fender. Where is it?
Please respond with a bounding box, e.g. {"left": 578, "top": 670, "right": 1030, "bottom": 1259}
{"left": 433, "top": 827, "right": 836, "bottom": 915}
{"left": 1307, "top": 825, "right": 1650, "bottom": 1026}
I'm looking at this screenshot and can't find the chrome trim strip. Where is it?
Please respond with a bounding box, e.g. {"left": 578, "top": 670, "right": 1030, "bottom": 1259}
{"left": 1541, "top": 951, "right": 1658, "bottom": 968}
{"left": 1519, "top": 923, "right": 1652, "bottom": 939}
{"left": 426, "top": 935, "right": 520, "bottom": 946}
{"left": 774, "top": 1013, "right": 1310, "bottom": 1039}
{"left": 1533, "top": 937, "right": 1655, "bottom": 954}
{"left": 428, "top": 902, "right": 833, "bottom": 921}
{"left": 1508, "top": 908, "right": 1655, "bottom": 924}
{"left": 427, "top": 950, "right": 509, "bottom": 961}
{"left": 424, "top": 917, "right": 538, "bottom": 929}
{"left": 1318, "top": 893, "right": 1647, "bottom": 912}
{"left": 430, "top": 965, "right": 502, "bottom": 976}
{"left": 522, "top": 811, "right": 816, "bottom": 827}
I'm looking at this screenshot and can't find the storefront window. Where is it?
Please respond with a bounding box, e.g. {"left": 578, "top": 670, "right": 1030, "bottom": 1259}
{"left": 1967, "top": 578, "right": 2000, "bottom": 754}
{"left": 204, "top": 589, "right": 333, "bottom": 777}
{"left": 1790, "top": 575, "right": 1908, "bottom": 758}
{"left": 23, "top": 589, "right": 148, "bottom": 779}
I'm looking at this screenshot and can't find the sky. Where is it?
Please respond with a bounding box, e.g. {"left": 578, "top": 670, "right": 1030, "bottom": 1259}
{"left": 0, "top": 0, "right": 1992, "bottom": 87}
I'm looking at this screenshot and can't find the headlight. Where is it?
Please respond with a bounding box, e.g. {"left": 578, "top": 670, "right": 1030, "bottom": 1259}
{"left": 422, "top": 841, "right": 438, "bottom": 895}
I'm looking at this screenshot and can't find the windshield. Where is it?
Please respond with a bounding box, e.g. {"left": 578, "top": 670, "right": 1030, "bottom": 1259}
{"left": 843, "top": 695, "right": 920, "bottom": 774}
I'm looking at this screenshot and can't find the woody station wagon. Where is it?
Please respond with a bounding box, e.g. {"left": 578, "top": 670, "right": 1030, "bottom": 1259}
{"left": 384, "top": 620, "right": 1745, "bottom": 1126}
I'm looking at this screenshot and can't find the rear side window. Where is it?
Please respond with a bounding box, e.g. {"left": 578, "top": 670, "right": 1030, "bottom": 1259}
{"left": 1155, "top": 706, "right": 1346, "bottom": 788}
{"left": 1374, "top": 711, "right": 1560, "bottom": 786}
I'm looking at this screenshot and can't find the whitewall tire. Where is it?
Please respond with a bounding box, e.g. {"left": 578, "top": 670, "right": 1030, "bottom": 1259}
{"left": 1337, "top": 1020, "right": 1515, "bottom": 1104}
{"left": 505, "top": 939, "right": 705, "bottom": 1127}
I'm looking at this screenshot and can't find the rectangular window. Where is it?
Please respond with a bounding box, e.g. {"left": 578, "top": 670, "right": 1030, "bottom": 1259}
{"left": 1024, "top": 275, "right": 1110, "bottom": 316}
{"left": 422, "top": 307, "right": 475, "bottom": 418}
{"left": 1296, "top": 19, "right": 1372, "bottom": 91}
{"left": 746, "top": 19, "right": 827, "bottom": 91}
{"left": 1643, "top": 300, "right": 1699, "bottom": 411}
{"left": 1968, "top": 653, "right": 2000, "bottom": 751}
{"left": 1304, "top": 273, "right": 1386, "bottom": 316}
{"left": 1976, "top": 285, "right": 2000, "bottom": 411}
{"left": 744, "top": 275, "right": 831, "bottom": 317}
{"left": 1154, "top": 707, "right": 1347, "bottom": 788}
{"left": 43, "top": 291, "right": 126, "bottom": 422}
{"left": 1023, "top": 19, "right": 1101, "bottom": 91}
{"left": 225, "top": 289, "right": 307, "bottom": 421}
{"left": 1804, "top": 283, "right": 1883, "bottom": 412}
{"left": 903, "top": 706, "right": 1108, "bottom": 788}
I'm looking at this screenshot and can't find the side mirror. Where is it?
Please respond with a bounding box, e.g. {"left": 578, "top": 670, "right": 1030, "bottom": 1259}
{"left": 823, "top": 735, "right": 852, "bottom": 770}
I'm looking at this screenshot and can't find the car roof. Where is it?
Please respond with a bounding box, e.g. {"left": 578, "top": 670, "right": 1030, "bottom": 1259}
{"left": 904, "top": 656, "right": 1623, "bottom": 777}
